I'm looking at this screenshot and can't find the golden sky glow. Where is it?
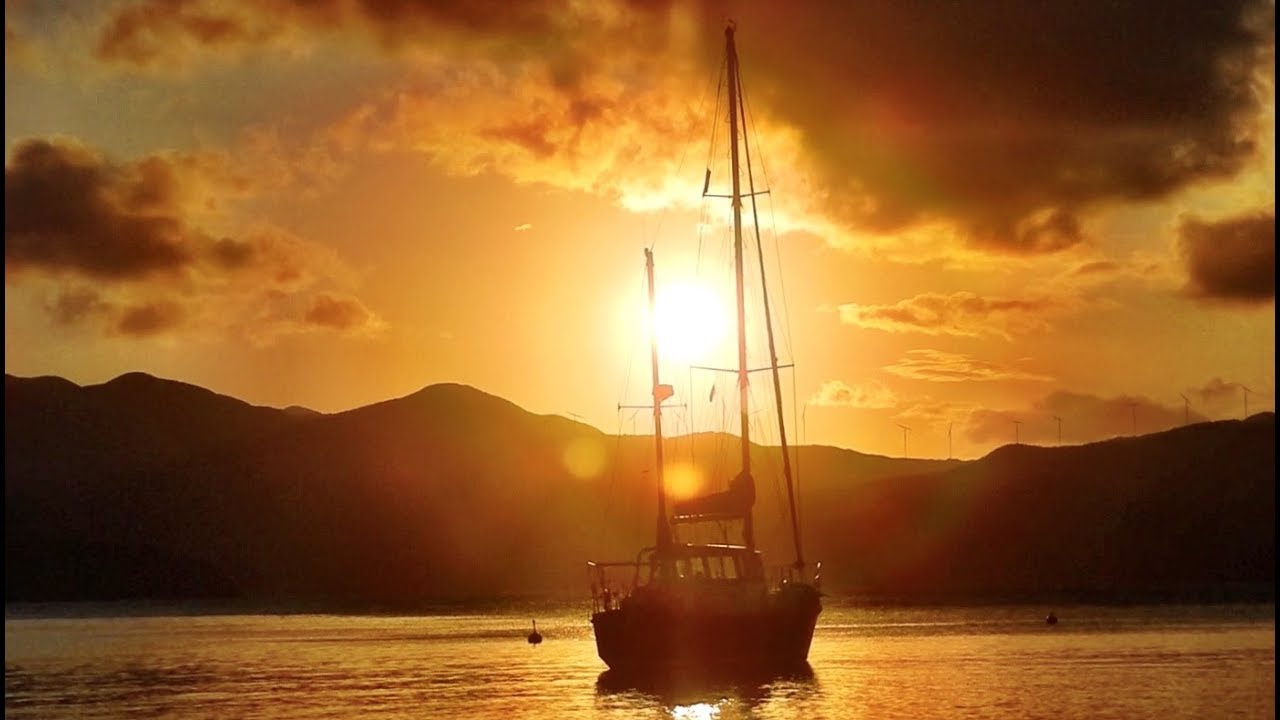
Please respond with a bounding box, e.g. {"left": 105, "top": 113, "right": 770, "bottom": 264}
{"left": 4, "top": 0, "right": 1275, "bottom": 458}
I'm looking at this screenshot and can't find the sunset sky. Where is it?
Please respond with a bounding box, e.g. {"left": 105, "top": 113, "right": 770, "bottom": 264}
{"left": 5, "top": 0, "right": 1275, "bottom": 459}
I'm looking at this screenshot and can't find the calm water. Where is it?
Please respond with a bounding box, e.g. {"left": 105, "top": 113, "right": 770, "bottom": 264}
{"left": 5, "top": 602, "right": 1274, "bottom": 719}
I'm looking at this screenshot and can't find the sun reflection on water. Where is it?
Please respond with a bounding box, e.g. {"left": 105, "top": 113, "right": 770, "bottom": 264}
{"left": 671, "top": 701, "right": 721, "bottom": 720}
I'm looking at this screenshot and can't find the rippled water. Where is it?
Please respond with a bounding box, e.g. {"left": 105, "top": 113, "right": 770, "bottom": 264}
{"left": 5, "top": 602, "right": 1274, "bottom": 719}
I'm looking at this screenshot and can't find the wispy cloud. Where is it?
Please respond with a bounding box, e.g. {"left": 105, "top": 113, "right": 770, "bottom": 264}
{"left": 838, "top": 292, "right": 1072, "bottom": 340}
{"left": 809, "top": 379, "right": 898, "bottom": 409}
{"left": 302, "top": 293, "right": 383, "bottom": 334}
{"left": 883, "top": 349, "right": 1054, "bottom": 383}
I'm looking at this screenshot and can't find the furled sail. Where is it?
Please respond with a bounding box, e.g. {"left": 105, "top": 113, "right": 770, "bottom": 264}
{"left": 671, "top": 470, "right": 755, "bottom": 520}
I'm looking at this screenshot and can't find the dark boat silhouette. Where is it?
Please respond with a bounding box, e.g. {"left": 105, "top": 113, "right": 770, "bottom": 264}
{"left": 587, "top": 24, "right": 822, "bottom": 677}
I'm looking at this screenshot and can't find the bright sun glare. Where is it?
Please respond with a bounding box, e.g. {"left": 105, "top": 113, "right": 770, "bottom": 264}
{"left": 652, "top": 281, "right": 728, "bottom": 364}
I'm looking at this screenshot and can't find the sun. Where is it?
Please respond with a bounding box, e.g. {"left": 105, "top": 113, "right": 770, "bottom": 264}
{"left": 652, "top": 280, "right": 728, "bottom": 364}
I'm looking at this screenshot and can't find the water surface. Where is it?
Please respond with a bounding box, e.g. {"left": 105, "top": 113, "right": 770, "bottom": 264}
{"left": 5, "top": 602, "right": 1274, "bottom": 719}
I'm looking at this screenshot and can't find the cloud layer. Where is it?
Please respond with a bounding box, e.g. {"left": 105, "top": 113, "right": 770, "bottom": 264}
{"left": 72, "top": 0, "right": 1275, "bottom": 257}
{"left": 883, "top": 349, "right": 1053, "bottom": 383}
{"left": 809, "top": 379, "right": 898, "bottom": 409}
{"left": 1178, "top": 209, "right": 1276, "bottom": 302}
{"left": 6, "top": 139, "right": 203, "bottom": 280}
{"left": 838, "top": 292, "right": 1069, "bottom": 340}
{"left": 966, "top": 391, "right": 1204, "bottom": 446}
{"left": 4, "top": 138, "right": 381, "bottom": 339}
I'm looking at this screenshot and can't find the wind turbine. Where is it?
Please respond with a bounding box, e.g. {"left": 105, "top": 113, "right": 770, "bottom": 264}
{"left": 1178, "top": 393, "right": 1190, "bottom": 426}
{"left": 801, "top": 403, "right": 808, "bottom": 446}
{"left": 1241, "top": 385, "right": 1252, "bottom": 419}
{"left": 896, "top": 424, "right": 911, "bottom": 458}
{"left": 1052, "top": 415, "right": 1063, "bottom": 445}
{"left": 947, "top": 422, "right": 953, "bottom": 460}
{"left": 1127, "top": 401, "right": 1138, "bottom": 435}
{"left": 1012, "top": 419, "right": 1022, "bottom": 445}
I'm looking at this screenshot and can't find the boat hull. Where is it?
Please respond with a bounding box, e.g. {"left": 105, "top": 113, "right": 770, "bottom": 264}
{"left": 590, "top": 584, "right": 821, "bottom": 676}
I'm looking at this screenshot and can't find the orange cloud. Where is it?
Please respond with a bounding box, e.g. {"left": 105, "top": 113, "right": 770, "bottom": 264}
{"left": 303, "top": 292, "right": 382, "bottom": 334}
{"left": 43, "top": 286, "right": 183, "bottom": 337}
{"left": 114, "top": 301, "right": 184, "bottom": 336}
{"left": 4, "top": 137, "right": 381, "bottom": 340}
{"left": 883, "top": 349, "right": 1053, "bottom": 383}
{"left": 838, "top": 292, "right": 1070, "bottom": 340}
{"left": 5, "top": 139, "right": 197, "bottom": 280}
{"left": 96, "top": 1, "right": 285, "bottom": 69}
{"left": 1178, "top": 209, "right": 1275, "bottom": 303}
{"left": 809, "top": 379, "right": 898, "bottom": 409}
{"left": 1068, "top": 260, "right": 1126, "bottom": 281}
{"left": 966, "top": 391, "right": 1206, "bottom": 446}
{"left": 894, "top": 398, "right": 979, "bottom": 431}
{"left": 73, "top": 0, "right": 1274, "bottom": 262}
{"left": 1187, "top": 377, "right": 1267, "bottom": 417}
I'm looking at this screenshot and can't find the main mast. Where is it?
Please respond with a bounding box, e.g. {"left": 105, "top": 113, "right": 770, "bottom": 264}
{"left": 725, "top": 24, "right": 755, "bottom": 550}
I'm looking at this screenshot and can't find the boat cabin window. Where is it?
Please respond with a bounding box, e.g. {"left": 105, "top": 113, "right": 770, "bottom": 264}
{"left": 677, "top": 557, "right": 711, "bottom": 579}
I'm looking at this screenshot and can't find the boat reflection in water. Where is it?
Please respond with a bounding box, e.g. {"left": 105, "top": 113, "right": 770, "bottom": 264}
{"left": 587, "top": 22, "right": 822, "bottom": 679}
{"left": 596, "top": 662, "right": 818, "bottom": 714}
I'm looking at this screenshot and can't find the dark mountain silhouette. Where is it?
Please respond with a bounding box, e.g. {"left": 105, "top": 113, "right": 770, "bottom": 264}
{"left": 5, "top": 373, "right": 1273, "bottom": 605}
{"left": 282, "top": 405, "right": 324, "bottom": 419}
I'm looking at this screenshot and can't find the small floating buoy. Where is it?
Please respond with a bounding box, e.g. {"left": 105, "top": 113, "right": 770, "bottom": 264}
{"left": 1046, "top": 611, "right": 1058, "bottom": 626}
{"left": 528, "top": 619, "right": 543, "bottom": 645}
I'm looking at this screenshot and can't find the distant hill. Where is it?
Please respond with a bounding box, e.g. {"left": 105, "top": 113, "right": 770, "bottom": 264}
{"left": 5, "top": 373, "right": 1273, "bottom": 605}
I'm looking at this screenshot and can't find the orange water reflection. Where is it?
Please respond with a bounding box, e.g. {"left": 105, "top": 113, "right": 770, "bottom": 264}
{"left": 3, "top": 603, "right": 1274, "bottom": 719}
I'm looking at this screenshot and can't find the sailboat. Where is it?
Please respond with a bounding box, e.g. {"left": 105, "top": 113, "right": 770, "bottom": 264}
{"left": 587, "top": 24, "right": 822, "bottom": 676}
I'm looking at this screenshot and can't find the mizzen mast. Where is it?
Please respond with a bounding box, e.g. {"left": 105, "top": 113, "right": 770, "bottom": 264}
{"left": 645, "top": 248, "right": 674, "bottom": 553}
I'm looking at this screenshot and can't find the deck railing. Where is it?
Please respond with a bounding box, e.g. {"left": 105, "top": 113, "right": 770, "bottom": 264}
{"left": 587, "top": 559, "right": 822, "bottom": 615}
{"left": 768, "top": 561, "right": 822, "bottom": 592}
{"left": 587, "top": 560, "right": 646, "bottom": 614}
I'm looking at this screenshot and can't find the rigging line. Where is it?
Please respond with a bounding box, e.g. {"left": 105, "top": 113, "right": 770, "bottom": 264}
{"left": 792, "top": 376, "right": 803, "bottom": 537}
{"left": 605, "top": 266, "right": 649, "bottom": 539}
{"left": 603, "top": 406, "right": 628, "bottom": 544}
{"left": 738, "top": 65, "right": 772, "bottom": 192}
{"left": 650, "top": 51, "right": 725, "bottom": 254}
{"left": 616, "top": 267, "right": 646, "bottom": 406}
{"left": 740, "top": 67, "right": 796, "bottom": 361}
{"left": 767, "top": 196, "right": 795, "bottom": 360}
{"left": 701, "top": 72, "right": 731, "bottom": 279}
{"left": 688, "top": 366, "right": 696, "bottom": 466}
{"left": 705, "top": 58, "right": 727, "bottom": 190}
{"left": 738, "top": 60, "right": 804, "bottom": 567}
{"left": 696, "top": 58, "right": 727, "bottom": 272}
{"left": 748, "top": 406, "right": 789, "bottom": 531}
{"left": 698, "top": 232, "right": 711, "bottom": 277}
